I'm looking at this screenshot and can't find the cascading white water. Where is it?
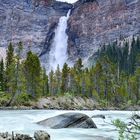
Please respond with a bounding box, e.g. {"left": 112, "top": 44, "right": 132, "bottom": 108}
{"left": 0, "top": 110, "right": 139, "bottom": 140}
{"left": 0, "top": 47, "right": 6, "bottom": 60}
{"left": 49, "top": 10, "right": 71, "bottom": 71}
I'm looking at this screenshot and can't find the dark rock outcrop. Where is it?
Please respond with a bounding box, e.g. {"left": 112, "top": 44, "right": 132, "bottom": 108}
{"left": 0, "top": 0, "right": 72, "bottom": 63}
{"left": 1, "top": 0, "right": 140, "bottom": 67}
{"left": 67, "top": 0, "right": 140, "bottom": 62}
{"left": 91, "top": 114, "right": 105, "bottom": 119}
{"left": 132, "top": 114, "right": 140, "bottom": 120}
{"left": 52, "top": 1, "right": 73, "bottom": 13}
{"left": 37, "top": 112, "right": 97, "bottom": 128}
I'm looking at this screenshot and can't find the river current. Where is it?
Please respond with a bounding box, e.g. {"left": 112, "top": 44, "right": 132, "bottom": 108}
{"left": 0, "top": 110, "right": 139, "bottom": 140}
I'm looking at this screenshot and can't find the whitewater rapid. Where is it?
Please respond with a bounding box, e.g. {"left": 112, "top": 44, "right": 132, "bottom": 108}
{"left": 0, "top": 110, "right": 139, "bottom": 140}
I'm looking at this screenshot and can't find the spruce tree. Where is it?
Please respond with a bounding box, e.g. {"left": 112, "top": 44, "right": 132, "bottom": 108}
{"left": 41, "top": 68, "right": 49, "bottom": 96}
{"left": 5, "top": 42, "right": 15, "bottom": 94}
{"left": 24, "top": 51, "right": 41, "bottom": 98}
{"left": 6, "top": 42, "right": 14, "bottom": 69}
{"left": 61, "top": 63, "right": 69, "bottom": 94}
{"left": 0, "top": 59, "right": 5, "bottom": 91}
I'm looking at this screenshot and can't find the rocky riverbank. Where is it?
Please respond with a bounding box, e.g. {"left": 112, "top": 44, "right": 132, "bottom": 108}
{"left": 0, "top": 131, "right": 50, "bottom": 140}
{"left": 0, "top": 96, "right": 140, "bottom": 111}
{"left": 35, "top": 96, "right": 98, "bottom": 110}
{"left": 0, "top": 131, "right": 113, "bottom": 140}
{"left": 33, "top": 96, "right": 140, "bottom": 111}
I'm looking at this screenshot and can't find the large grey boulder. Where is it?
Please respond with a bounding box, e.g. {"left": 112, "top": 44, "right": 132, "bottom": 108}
{"left": 37, "top": 113, "right": 97, "bottom": 129}
{"left": 34, "top": 131, "right": 50, "bottom": 140}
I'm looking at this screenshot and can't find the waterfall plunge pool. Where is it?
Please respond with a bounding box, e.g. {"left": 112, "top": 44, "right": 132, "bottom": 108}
{"left": 0, "top": 110, "right": 139, "bottom": 140}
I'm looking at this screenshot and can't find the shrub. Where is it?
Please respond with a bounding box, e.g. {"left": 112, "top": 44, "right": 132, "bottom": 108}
{"left": 0, "top": 92, "right": 11, "bottom": 106}
{"left": 113, "top": 117, "right": 140, "bottom": 140}
{"left": 15, "top": 93, "right": 32, "bottom": 106}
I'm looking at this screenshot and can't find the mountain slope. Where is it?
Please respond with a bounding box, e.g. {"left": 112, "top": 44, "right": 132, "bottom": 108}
{"left": 67, "top": 0, "right": 140, "bottom": 62}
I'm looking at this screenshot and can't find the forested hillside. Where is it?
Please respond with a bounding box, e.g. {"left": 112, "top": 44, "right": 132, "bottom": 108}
{"left": 0, "top": 37, "right": 140, "bottom": 108}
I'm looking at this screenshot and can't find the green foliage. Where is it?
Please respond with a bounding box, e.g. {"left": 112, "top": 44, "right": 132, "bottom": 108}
{"left": 0, "top": 59, "right": 5, "bottom": 91}
{"left": 0, "top": 92, "right": 11, "bottom": 106}
{"left": 97, "top": 37, "right": 140, "bottom": 74}
{"left": 24, "top": 51, "right": 41, "bottom": 97}
{"left": 6, "top": 42, "right": 14, "bottom": 69}
{"left": 15, "top": 93, "right": 32, "bottom": 106}
{"left": 61, "top": 63, "right": 69, "bottom": 94}
{"left": 99, "top": 99, "right": 108, "bottom": 108}
{"left": 113, "top": 117, "right": 140, "bottom": 140}
{"left": 0, "top": 37, "right": 140, "bottom": 107}
{"left": 137, "top": 100, "right": 140, "bottom": 105}
{"left": 64, "top": 92, "right": 74, "bottom": 99}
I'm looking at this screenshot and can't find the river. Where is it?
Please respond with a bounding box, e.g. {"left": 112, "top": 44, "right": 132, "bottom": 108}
{"left": 0, "top": 110, "right": 139, "bottom": 140}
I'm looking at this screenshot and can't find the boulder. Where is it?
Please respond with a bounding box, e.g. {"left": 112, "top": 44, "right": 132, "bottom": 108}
{"left": 91, "top": 115, "right": 105, "bottom": 119}
{"left": 132, "top": 114, "right": 140, "bottom": 120}
{"left": 0, "top": 132, "right": 12, "bottom": 140}
{"left": 34, "top": 131, "right": 50, "bottom": 140}
{"left": 37, "top": 113, "right": 97, "bottom": 128}
{"left": 15, "top": 134, "right": 33, "bottom": 140}
{"left": 0, "top": 136, "right": 5, "bottom": 140}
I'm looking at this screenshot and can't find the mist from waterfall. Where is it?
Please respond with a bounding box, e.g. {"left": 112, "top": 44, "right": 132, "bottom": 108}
{"left": 49, "top": 10, "right": 71, "bottom": 71}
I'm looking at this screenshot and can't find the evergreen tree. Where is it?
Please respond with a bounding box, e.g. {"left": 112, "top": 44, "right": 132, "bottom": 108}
{"left": 54, "top": 65, "right": 61, "bottom": 95}
{"left": 74, "top": 58, "right": 83, "bottom": 73}
{"left": 24, "top": 51, "right": 41, "bottom": 98}
{"left": 0, "top": 59, "right": 5, "bottom": 91}
{"left": 5, "top": 42, "right": 15, "bottom": 94}
{"left": 6, "top": 42, "right": 14, "bottom": 69}
{"left": 41, "top": 68, "right": 49, "bottom": 96}
{"left": 49, "top": 70, "right": 55, "bottom": 95}
{"left": 61, "top": 63, "right": 69, "bottom": 94}
{"left": 14, "top": 42, "right": 24, "bottom": 95}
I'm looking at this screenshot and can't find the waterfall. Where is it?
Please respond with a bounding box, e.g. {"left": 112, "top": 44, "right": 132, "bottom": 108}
{"left": 49, "top": 10, "right": 71, "bottom": 71}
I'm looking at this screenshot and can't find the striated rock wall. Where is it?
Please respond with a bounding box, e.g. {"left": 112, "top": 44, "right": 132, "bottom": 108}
{"left": 67, "top": 0, "right": 140, "bottom": 63}
{"left": 0, "top": 0, "right": 140, "bottom": 66}
{"left": 0, "top": 0, "right": 72, "bottom": 59}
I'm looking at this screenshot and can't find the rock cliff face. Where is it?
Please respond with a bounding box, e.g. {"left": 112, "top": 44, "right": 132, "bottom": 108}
{"left": 0, "top": 0, "right": 72, "bottom": 58}
{"left": 0, "top": 0, "right": 140, "bottom": 67}
{"left": 67, "top": 0, "right": 140, "bottom": 63}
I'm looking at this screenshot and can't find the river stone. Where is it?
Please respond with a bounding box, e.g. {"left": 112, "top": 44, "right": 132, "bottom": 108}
{"left": 91, "top": 115, "right": 105, "bottom": 119}
{"left": 15, "top": 134, "right": 33, "bottom": 140}
{"left": 0, "top": 136, "right": 5, "bottom": 140}
{"left": 34, "top": 131, "right": 50, "bottom": 140}
{"left": 92, "top": 136, "right": 113, "bottom": 140}
{"left": 0, "top": 132, "right": 12, "bottom": 140}
{"left": 37, "top": 113, "right": 97, "bottom": 128}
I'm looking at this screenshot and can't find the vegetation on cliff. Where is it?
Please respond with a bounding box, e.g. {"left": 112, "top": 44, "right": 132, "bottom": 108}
{"left": 0, "top": 37, "right": 140, "bottom": 108}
